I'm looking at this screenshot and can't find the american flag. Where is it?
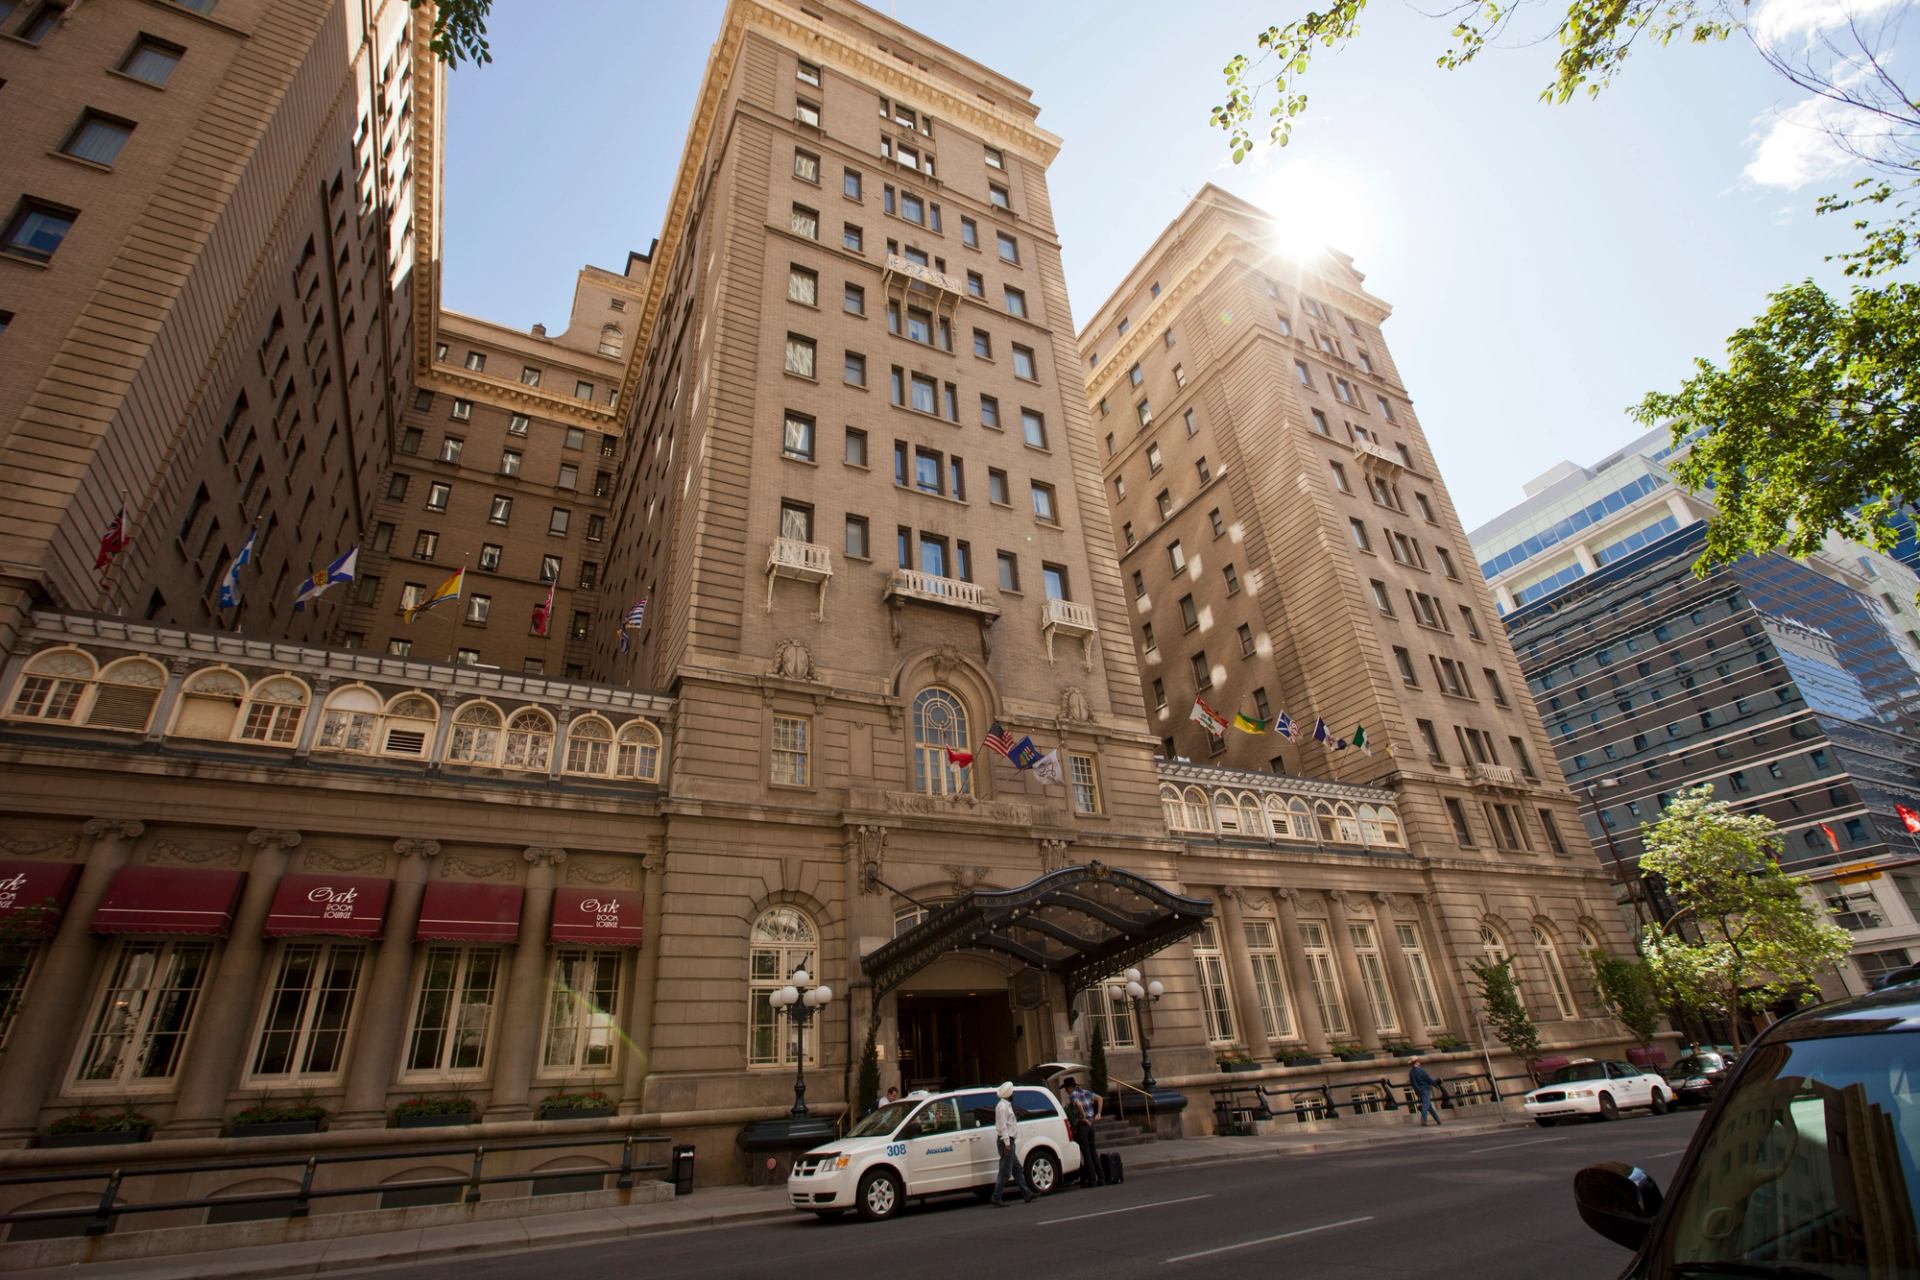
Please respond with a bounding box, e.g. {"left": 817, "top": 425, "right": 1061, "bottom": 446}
{"left": 982, "top": 721, "right": 1016, "bottom": 758}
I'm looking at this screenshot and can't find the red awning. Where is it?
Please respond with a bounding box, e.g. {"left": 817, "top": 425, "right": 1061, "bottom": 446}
{"left": 415, "top": 881, "right": 522, "bottom": 943}
{"left": 549, "top": 887, "right": 644, "bottom": 947}
{"left": 92, "top": 867, "right": 246, "bottom": 937}
{"left": 264, "top": 874, "right": 392, "bottom": 939}
{"left": 0, "top": 860, "right": 82, "bottom": 937}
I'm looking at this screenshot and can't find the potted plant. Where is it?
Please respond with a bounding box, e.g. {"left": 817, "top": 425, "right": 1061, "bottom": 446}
{"left": 1277, "top": 1050, "right": 1321, "bottom": 1067}
{"left": 1383, "top": 1041, "right": 1419, "bottom": 1059}
{"left": 536, "top": 1089, "right": 615, "bottom": 1121}
{"left": 1330, "top": 1042, "right": 1374, "bottom": 1063}
{"left": 389, "top": 1095, "right": 477, "bottom": 1128}
{"left": 38, "top": 1108, "right": 154, "bottom": 1149}
{"left": 228, "top": 1101, "right": 328, "bottom": 1137}
{"left": 1216, "top": 1054, "right": 1260, "bottom": 1073}
{"left": 1432, "top": 1034, "right": 1468, "bottom": 1053}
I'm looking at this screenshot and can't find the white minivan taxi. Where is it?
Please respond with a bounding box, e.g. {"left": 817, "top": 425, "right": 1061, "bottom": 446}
{"left": 788, "top": 1085, "right": 1081, "bottom": 1220}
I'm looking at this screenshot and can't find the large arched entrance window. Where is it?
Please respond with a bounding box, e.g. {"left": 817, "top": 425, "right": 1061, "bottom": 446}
{"left": 749, "top": 906, "right": 818, "bottom": 1066}
{"left": 911, "top": 687, "right": 971, "bottom": 796}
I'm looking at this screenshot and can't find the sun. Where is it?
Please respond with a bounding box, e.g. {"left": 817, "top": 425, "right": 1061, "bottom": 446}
{"left": 1240, "top": 152, "right": 1384, "bottom": 266}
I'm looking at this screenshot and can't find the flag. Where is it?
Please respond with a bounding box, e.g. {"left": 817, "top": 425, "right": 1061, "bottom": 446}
{"left": 983, "top": 722, "right": 1016, "bottom": 758}
{"left": 1033, "top": 750, "right": 1064, "bottom": 785}
{"left": 1009, "top": 737, "right": 1042, "bottom": 770}
{"left": 1190, "top": 697, "right": 1229, "bottom": 737}
{"left": 1898, "top": 804, "right": 1920, "bottom": 835}
{"left": 1351, "top": 723, "right": 1371, "bottom": 755}
{"left": 1312, "top": 717, "right": 1329, "bottom": 744}
{"left": 1820, "top": 823, "right": 1842, "bottom": 854}
{"left": 292, "top": 546, "right": 358, "bottom": 611}
{"left": 94, "top": 506, "right": 131, "bottom": 571}
{"left": 945, "top": 747, "right": 974, "bottom": 769}
{"left": 531, "top": 581, "right": 555, "bottom": 636}
{"left": 1333, "top": 738, "right": 1349, "bottom": 752}
{"left": 405, "top": 566, "right": 463, "bottom": 623}
{"left": 617, "top": 598, "right": 647, "bottom": 653}
{"left": 1274, "top": 711, "right": 1296, "bottom": 740}
{"left": 1232, "top": 711, "right": 1269, "bottom": 734}
{"left": 216, "top": 527, "right": 257, "bottom": 610}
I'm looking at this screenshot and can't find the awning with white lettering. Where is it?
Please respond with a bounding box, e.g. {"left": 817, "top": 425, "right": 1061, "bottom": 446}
{"left": 0, "top": 860, "right": 82, "bottom": 937}
{"left": 549, "top": 887, "right": 643, "bottom": 947}
{"left": 263, "top": 874, "right": 392, "bottom": 939}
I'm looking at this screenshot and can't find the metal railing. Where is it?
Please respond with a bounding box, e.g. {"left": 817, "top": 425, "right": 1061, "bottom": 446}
{"left": 0, "top": 1132, "right": 671, "bottom": 1238}
{"left": 1108, "top": 1078, "right": 1155, "bottom": 1127}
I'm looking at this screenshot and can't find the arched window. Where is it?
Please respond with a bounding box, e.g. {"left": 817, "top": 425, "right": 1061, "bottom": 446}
{"left": 8, "top": 648, "right": 94, "bottom": 723}
{"left": 1315, "top": 801, "right": 1337, "bottom": 843}
{"left": 1161, "top": 785, "right": 1186, "bottom": 831}
{"left": 1237, "top": 793, "right": 1263, "bottom": 837}
{"left": 598, "top": 324, "right": 623, "bottom": 357}
{"left": 316, "top": 686, "right": 381, "bottom": 753}
{"left": 238, "top": 676, "right": 309, "bottom": 745}
{"left": 616, "top": 720, "right": 662, "bottom": 781}
{"left": 381, "top": 693, "right": 438, "bottom": 757}
{"left": 447, "top": 702, "right": 503, "bottom": 765}
{"left": 1577, "top": 922, "right": 1603, "bottom": 958}
{"left": 1182, "top": 787, "right": 1211, "bottom": 833}
{"left": 748, "top": 906, "right": 818, "bottom": 1067}
{"left": 565, "top": 716, "right": 614, "bottom": 775}
{"left": 1358, "top": 804, "right": 1386, "bottom": 846}
{"left": 173, "top": 667, "right": 245, "bottom": 739}
{"left": 1376, "top": 806, "right": 1404, "bottom": 847}
{"left": 1213, "top": 791, "right": 1241, "bottom": 835}
{"left": 1532, "top": 924, "right": 1579, "bottom": 1019}
{"left": 910, "top": 687, "right": 970, "bottom": 796}
{"left": 1263, "top": 797, "right": 1289, "bottom": 840}
{"left": 84, "top": 657, "right": 165, "bottom": 731}
{"left": 502, "top": 707, "right": 554, "bottom": 771}
{"left": 1479, "top": 922, "right": 1511, "bottom": 966}
{"left": 1334, "top": 802, "right": 1362, "bottom": 843}
{"left": 1287, "top": 798, "right": 1313, "bottom": 840}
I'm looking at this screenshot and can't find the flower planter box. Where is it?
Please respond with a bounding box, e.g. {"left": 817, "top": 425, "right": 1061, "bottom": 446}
{"left": 1218, "top": 1062, "right": 1261, "bottom": 1074}
{"left": 391, "top": 1110, "right": 475, "bottom": 1129}
{"left": 1387, "top": 1048, "right": 1419, "bottom": 1059}
{"left": 38, "top": 1128, "right": 151, "bottom": 1149}
{"left": 1334, "top": 1051, "right": 1376, "bottom": 1063}
{"left": 540, "top": 1106, "right": 615, "bottom": 1121}
{"left": 1278, "top": 1055, "right": 1321, "bottom": 1068}
{"left": 230, "top": 1119, "right": 325, "bottom": 1137}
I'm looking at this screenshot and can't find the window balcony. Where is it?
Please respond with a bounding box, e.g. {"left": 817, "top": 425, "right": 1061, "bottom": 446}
{"left": 883, "top": 254, "right": 964, "bottom": 316}
{"left": 886, "top": 567, "right": 997, "bottom": 614}
{"left": 1468, "top": 762, "right": 1523, "bottom": 790}
{"left": 1348, "top": 437, "right": 1402, "bottom": 472}
{"left": 766, "top": 537, "right": 833, "bottom": 620}
{"left": 1040, "top": 597, "right": 1096, "bottom": 669}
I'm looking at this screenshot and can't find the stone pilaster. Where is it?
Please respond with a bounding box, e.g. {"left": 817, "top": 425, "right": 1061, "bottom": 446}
{"left": 486, "top": 846, "right": 564, "bottom": 1119}
{"left": 619, "top": 841, "right": 664, "bottom": 1112}
{"left": 0, "top": 818, "right": 143, "bottom": 1138}
{"left": 1214, "top": 888, "right": 1272, "bottom": 1057}
{"left": 1374, "top": 894, "right": 1427, "bottom": 1043}
{"left": 336, "top": 838, "right": 440, "bottom": 1126}
{"left": 1272, "top": 888, "right": 1328, "bottom": 1055}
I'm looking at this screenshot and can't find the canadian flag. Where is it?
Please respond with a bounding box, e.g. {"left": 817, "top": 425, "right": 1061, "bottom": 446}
{"left": 944, "top": 747, "right": 974, "bottom": 769}
{"left": 531, "top": 581, "right": 554, "bottom": 637}
{"left": 1897, "top": 804, "right": 1920, "bottom": 835}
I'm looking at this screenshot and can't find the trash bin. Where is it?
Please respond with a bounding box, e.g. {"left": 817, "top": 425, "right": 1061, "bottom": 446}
{"left": 670, "top": 1144, "right": 695, "bottom": 1196}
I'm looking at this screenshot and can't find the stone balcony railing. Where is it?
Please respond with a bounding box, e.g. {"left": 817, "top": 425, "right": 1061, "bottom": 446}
{"left": 883, "top": 254, "right": 965, "bottom": 300}
{"left": 1040, "top": 598, "right": 1096, "bottom": 669}
{"left": 885, "top": 568, "right": 999, "bottom": 616}
{"left": 1469, "top": 762, "right": 1522, "bottom": 790}
{"left": 1348, "top": 437, "right": 1402, "bottom": 471}
{"left": 765, "top": 538, "right": 833, "bottom": 620}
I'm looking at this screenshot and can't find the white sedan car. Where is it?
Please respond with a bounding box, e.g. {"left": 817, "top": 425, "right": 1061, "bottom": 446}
{"left": 788, "top": 1085, "right": 1080, "bottom": 1220}
{"left": 1524, "top": 1058, "right": 1672, "bottom": 1126}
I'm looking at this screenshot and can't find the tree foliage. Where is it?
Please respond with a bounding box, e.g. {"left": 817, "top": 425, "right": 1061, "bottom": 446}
{"left": 1636, "top": 785, "right": 1852, "bottom": 1047}
{"left": 1088, "top": 1021, "right": 1109, "bottom": 1097}
{"left": 1468, "top": 956, "right": 1542, "bottom": 1069}
{"left": 1585, "top": 948, "right": 1663, "bottom": 1047}
{"left": 411, "top": 0, "right": 492, "bottom": 68}
{"left": 857, "top": 1028, "right": 880, "bottom": 1117}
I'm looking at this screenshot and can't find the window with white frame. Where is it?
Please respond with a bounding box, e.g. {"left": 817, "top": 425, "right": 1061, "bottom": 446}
{"left": 72, "top": 941, "right": 215, "bottom": 1087}
{"left": 315, "top": 686, "right": 379, "bottom": 753}
{"left": 1068, "top": 752, "right": 1101, "bottom": 815}
{"left": 1532, "top": 924, "right": 1579, "bottom": 1018}
{"left": 238, "top": 676, "right": 308, "bottom": 745}
{"left": 749, "top": 907, "right": 817, "bottom": 1066}
{"left": 771, "top": 714, "right": 810, "bottom": 787}
{"left": 1297, "top": 920, "right": 1349, "bottom": 1036}
{"left": 404, "top": 945, "right": 501, "bottom": 1075}
{"left": 1346, "top": 922, "right": 1400, "bottom": 1034}
{"left": 0, "top": 942, "right": 42, "bottom": 1049}
{"left": 247, "top": 942, "right": 365, "bottom": 1080}
{"left": 540, "top": 948, "right": 622, "bottom": 1072}
{"left": 1244, "top": 918, "right": 1294, "bottom": 1041}
{"left": 1192, "top": 920, "right": 1237, "bottom": 1044}
{"left": 1396, "top": 923, "right": 1446, "bottom": 1029}
{"left": 615, "top": 720, "right": 662, "bottom": 782}
{"left": 911, "top": 687, "right": 970, "bottom": 796}
{"left": 503, "top": 707, "right": 554, "bottom": 771}
{"left": 1077, "top": 984, "right": 1135, "bottom": 1048}
{"left": 8, "top": 648, "right": 94, "bottom": 723}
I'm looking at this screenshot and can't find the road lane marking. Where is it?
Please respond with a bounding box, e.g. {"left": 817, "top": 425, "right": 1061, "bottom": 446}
{"left": 1037, "top": 1193, "right": 1212, "bottom": 1225}
{"left": 1468, "top": 1136, "right": 1567, "bottom": 1154}
{"left": 1164, "top": 1214, "right": 1375, "bottom": 1263}
{"left": 1649, "top": 1148, "right": 1691, "bottom": 1157}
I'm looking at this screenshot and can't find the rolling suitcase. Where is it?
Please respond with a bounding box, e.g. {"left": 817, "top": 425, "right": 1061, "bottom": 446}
{"left": 1100, "top": 1152, "right": 1124, "bottom": 1185}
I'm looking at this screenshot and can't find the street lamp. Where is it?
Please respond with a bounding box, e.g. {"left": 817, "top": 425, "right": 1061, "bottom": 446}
{"left": 768, "top": 967, "right": 833, "bottom": 1117}
{"left": 1108, "top": 967, "right": 1165, "bottom": 1091}
{"left": 1582, "top": 780, "right": 1652, "bottom": 930}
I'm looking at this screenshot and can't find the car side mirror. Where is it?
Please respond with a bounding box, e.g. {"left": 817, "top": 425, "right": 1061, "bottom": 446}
{"left": 1574, "top": 1161, "right": 1662, "bottom": 1251}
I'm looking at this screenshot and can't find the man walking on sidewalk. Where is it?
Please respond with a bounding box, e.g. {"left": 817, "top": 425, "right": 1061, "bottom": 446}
{"left": 990, "top": 1082, "right": 1036, "bottom": 1206}
{"left": 1409, "top": 1057, "right": 1442, "bottom": 1126}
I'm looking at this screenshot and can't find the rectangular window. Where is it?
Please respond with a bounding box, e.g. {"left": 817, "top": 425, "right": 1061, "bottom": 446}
{"left": 1069, "top": 753, "right": 1101, "bottom": 816}
{"left": 794, "top": 99, "right": 820, "bottom": 128}
{"left": 793, "top": 148, "right": 820, "bottom": 182}
{"left": 843, "top": 223, "right": 863, "bottom": 252}
{"left": 787, "top": 264, "right": 818, "bottom": 305}
{"left": 247, "top": 943, "right": 365, "bottom": 1080}
{"left": 62, "top": 111, "right": 135, "bottom": 167}
{"left": 1011, "top": 344, "right": 1036, "bottom": 380}
{"left": 845, "top": 514, "right": 869, "bottom": 559}
{"left": 2, "top": 199, "right": 77, "bottom": 263}
{"left": 439, "top": 434, "right": 464, "bottom": 461}
{"left": 784, "top": 333, "right": 816, "bottom": 378}
{"left": 1349, "top": 519, "right": 1372, "bottom": 551}
{"left": 1222, "top": 562, "right": 1240, "bottom": 594}
{"left": 996, "top": 232, "right": 1019, "bottom": 263}
{"left": 988, "top": 468, "right": 1010, "bottom": 505}
{"left": 425, "top": 481, "right": 451, "bottom": 512}
{"left": 1239, "top": 623, "right": 1256, "bottom": 657}
{"left": 1244, "top": 920, "right": 1294, "bottom": 1041}
{"left": 403, "top": 945, "right": 501, "bottom": 1075}
{"left": 844, "top": 351, "right": 867, "bottom": 386}
{"left": 771, "top": 714, "right": 810, "bottom": 786}
{"left": 843, "top": 282, "right": 865, "bottom": 316}
{"left": 1022, "top": 408, "right": 1047, "bottom": 449}
{"left": 119, "top": 34, "right": 185, "bottom": 85}
{"left": 1444, "top": 797, "right": 1476, "bottom": 847}
{"left": 791, "top": 204, "right": 819, "bottom": 239}
{"left": 74, "top": 941, "right": 213, "bottom": 1086}
{"left": 548, "top": 508, "right": 570, "bottom": 536}
{"left": 489, "top": 495, "right": 513, "bottom": 525}
{"left": 557, "top": 463, "right": 579, "bottom": 490}
{"left": 1191, "top": 650, "right": 1212, "bottom": 690}
{"left": 844, "top": 426, "right": 867, "bottom": 467}
{"left": 521, "top": 367, "right": 542, "bottom": 387}
{"left": 1030, "top": 481, "right": 1057, "bottom": 523}
{"left": 783, "top": 410, "right": 815, "bottom": 461}
{"left": 997, "top": 551, "right": 1019, "bottom": 592}
{"left": 1168, "top": 540, "right": 1186, "bottom": 573}
{"left": 539, "top": 949, "right": 622, "bottom": 1072}
{"left": 797, "top": 59, "right": 822, "bottom": 86}
{"left": 507, "top": 413, "right": 529, "bottom": 436}
{"left": 500, "top": 449, "right": 522, "bottom": 476}
{"left": 980, "top": 395, "right": 1000, "bottom": 429}
{"left": 1396, "top": 925, "right": 1445, "bottom": 1029}
{"left": 412, "top": 530, "right": 439, "bottom": 560}
{"left": 1297, "top": 922, "right": 1348, "bottom": 1037}
{"left": 1191, "top": 921, "right": 1237, "bottom": 1044}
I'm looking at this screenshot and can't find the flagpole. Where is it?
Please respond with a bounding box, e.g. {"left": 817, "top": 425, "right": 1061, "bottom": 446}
{"left": 445, "top": 553, "right": 469, "bottom": 665}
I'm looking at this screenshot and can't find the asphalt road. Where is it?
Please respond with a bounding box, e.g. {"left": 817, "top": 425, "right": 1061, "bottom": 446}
{"left": 346, "top": 1111, "right": 1704, "bottom": 1280}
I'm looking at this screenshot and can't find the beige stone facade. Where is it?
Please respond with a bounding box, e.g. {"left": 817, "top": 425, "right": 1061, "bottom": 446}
{"left": 0, "top": 0, "right": 1650, "bottom": 1222}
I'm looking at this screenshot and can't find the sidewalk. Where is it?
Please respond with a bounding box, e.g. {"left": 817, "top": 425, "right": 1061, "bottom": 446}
{"left": 10, "top": 1111, "right": 1529, "bottom": 1280}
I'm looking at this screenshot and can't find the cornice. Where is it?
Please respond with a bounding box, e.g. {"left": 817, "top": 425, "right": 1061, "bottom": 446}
{"left": 415, "top": 367, "right": 620, "bottom": 429}
{"left": 1157, "top": 758, "right": 1397, "bottom": 805}
{"left": 407, "top": 22, "right": 442, "bottom": 393}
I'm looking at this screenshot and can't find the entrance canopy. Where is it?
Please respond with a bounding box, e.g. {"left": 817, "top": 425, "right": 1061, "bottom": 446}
{"left": 862, "top": 862, "right": 1212, "bottom": 1000}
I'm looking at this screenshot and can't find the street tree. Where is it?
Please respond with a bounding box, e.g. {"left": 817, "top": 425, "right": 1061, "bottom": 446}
{"left": 412, "top": 0, "right": 492, "bottom": 68}
{"left": 1584, "top": 949, "right": 1663, "bottom": 1048}
{"left": 1213, "top": 3, "right": 1919, "bottom": 589}
{"left": 1467, "top": 956, "right": 1542, "bottom": 1072}
{"left": 1636, "top": 785, "right": 1852, "bottom": 1047}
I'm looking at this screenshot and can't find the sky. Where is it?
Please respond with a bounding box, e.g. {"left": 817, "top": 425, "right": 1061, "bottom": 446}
{"left": 439, "top": 0, "right": 1886, "bottom": 532}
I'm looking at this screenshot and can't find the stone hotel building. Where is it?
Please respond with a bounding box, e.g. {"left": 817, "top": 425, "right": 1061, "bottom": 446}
{"left": 0, "top": 0, "right": 1640, "bottom": 1219}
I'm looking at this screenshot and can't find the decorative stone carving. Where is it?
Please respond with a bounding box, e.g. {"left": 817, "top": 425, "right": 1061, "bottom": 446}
{"left": 1217, "top": 884, "right": 1244, "bottom": 904}
{"left": 927, "top": 643, "right": 967, "bottom": 677}
{"left": 523, "top": 847, "right": 569, "bottom": 868}
{"left": 248, "top": 829, "right": 303, "bottom": 851}
{"left": 770, "top": 639, "right": 815, "bottom": 682}
{"left": 304, "top": 848, "right": 388, "bottom": 874}
{"left": 146, "top": 839, "right": 243, "bottom": 868}
{"left": 81, "top": 819, "right": 145, "bottom": 843}
{"left": 1271, "top": 885, "right": 1298, "bottom": 902}
{"left": 942, "top": 864, "right": 990, "bottom": 895}
{"left": 1037, "top": 838, "right": 1072, "bottom": 873}
{"left": 1058, "top": 686, "right": 1091, "bottom": 723}
{"left": 442, "top": 854, "right": 516, "bottom": 881}
{"left": 567, "top": 859, "right": 639, "bottom": 888}
{"left": 639, "top": 839, "right": 666, "bottom": 875}
{"left": 853, "top": 825, "right": 888, "bottom": 895}
{"left": 882, "top": 791, "right": 1034, "bottom": 826}
{"left": 393, "top": 838, "right": 443, "bottom": 860}
{"left": 0, "top": 832, "right": 80, "bottom": 859}
{"left": 1327, "top": 889, "right": 1364, "bottom": 914}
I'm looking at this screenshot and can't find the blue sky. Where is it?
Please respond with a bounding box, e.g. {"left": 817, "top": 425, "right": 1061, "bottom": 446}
{"left": 440, "top": 0, "right": 1869, "bottom": 530}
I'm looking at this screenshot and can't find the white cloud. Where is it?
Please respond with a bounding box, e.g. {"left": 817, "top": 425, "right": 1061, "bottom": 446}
{"left": 1749, "top": 0, "right": 1908, "bottom": 47}
{"left": 1743, "top": 91, "right": 1874, "bottom": 187}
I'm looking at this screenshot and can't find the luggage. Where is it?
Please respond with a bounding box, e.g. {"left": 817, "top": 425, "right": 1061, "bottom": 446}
{"left": 1099, "top": 1152, "right": 1124, "bottom": 1185}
